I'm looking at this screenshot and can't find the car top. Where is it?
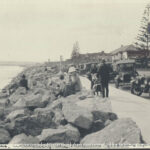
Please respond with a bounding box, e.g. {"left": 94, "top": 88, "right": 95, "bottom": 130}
{"left": 116, "top": 59, "right": 135, "bottom": 65}
{"left": 79, "top": 62, "right": 98, "bottom": 65}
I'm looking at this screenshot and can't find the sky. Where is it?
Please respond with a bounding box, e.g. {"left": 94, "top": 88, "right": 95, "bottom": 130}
{"left": 0, "top": 0, "right": 149, "bottom": 62}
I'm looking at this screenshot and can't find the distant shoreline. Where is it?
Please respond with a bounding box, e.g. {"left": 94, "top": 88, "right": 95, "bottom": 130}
{"left": 0, "top": 64, "right": 29, "bottom": 67}
{"left": 0, "top": 61, "right": 41, "bottom": 67}
{"left": 0, "top": 65, "right": 25, "bottom": 90}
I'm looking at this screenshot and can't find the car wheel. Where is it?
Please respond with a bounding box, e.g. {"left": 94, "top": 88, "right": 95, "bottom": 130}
{"left": 132, "top": 85, "right": 142, "bottom": 96}
{"left": 115, "top": 81, "right": 119, "bottom": 88}
{"left": 131, "top": 87, "right": 134, "bottom": 94}
{"left": 131, "top": 83, "right": 135, "bottom": 94}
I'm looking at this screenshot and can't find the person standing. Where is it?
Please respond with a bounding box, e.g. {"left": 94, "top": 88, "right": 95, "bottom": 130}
{"left": 97, "top": 59, "right": 110, "bottom": 98}
{"left": 89, "top": 64, "right": 97, "bottom": 89}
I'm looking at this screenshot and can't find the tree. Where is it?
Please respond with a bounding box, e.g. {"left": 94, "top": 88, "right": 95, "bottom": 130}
{"left": 71, "top": 41, "right": 80, "bottom": 59}
{"left": 135, "top": 3, "right": 150, "bottom": 57}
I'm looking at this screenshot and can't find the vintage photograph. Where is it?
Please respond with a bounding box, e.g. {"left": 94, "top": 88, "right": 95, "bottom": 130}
{"left": 0, "top": 0, "right": 149, "bottom": 149}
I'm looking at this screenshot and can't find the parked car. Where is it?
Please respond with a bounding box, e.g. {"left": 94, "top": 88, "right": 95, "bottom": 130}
{"left": 78, "top": 62, "right": 98, "bottom": 75}
{"left": 114, "top": 59, "right": 138, "bottom": 88}
{"left": 131, "top": 75, "right": 150, "bottom": 96}
{"left": 106, "top": 62, "right": 118, "bottom": 82}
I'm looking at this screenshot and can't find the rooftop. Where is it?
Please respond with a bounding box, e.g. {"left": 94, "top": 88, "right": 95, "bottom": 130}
{"left": 111, "top": 44, "right": 138, "bottom": 55}
{"left": 79, "top": 51, "right": 111, "bottom": 57}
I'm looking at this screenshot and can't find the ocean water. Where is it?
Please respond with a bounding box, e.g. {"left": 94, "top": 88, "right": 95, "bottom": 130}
{"left": 0, "top": 66, "right": 24, "bottom": 90}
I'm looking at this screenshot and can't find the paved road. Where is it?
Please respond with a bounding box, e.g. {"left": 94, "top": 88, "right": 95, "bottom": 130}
{"left": 110, "top": 83, "right": 150, "bottom": 100}
{"left": 80, "top": 76, "right": 150, "bottom": 143}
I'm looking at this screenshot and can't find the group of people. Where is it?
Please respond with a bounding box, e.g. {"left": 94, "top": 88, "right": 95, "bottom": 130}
{"left": 17, "top": 59, "right": 110, "bottom": 99}
{"left": 6, "top": 64, "right": 82, "bottom": 97}
{"left": 55, "top": 65, "right": 82, "bottom": 97}
{"left": 6, "top": 59, "right": 110, "bottom": 99}
{"left": 89, "top": 59, "right": 110, "bottom": 98}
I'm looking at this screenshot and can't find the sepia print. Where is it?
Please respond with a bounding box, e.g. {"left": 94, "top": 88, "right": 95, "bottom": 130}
{"left": 0, "top": 0, "right": 149, "bottom": 149}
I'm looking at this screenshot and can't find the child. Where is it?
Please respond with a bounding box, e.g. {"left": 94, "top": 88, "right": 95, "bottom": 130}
{"left": 92, "top": 74, "right": 101, "bottom": 96}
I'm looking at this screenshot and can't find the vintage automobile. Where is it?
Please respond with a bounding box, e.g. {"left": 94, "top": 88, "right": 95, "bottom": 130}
{"left": 78, "top": 62, "right": 98, "bottom": 75}
{"left": 114, "top": 59, "right": 138, "bottom": 88}
{"left": 106, "top": 62, "right": 118, "bottom": 82}
{"left": 79, "top": 61, "right": 117, "bottom": 82}
{"left": 131, "top": 75, "right": 150, "bottom": 96}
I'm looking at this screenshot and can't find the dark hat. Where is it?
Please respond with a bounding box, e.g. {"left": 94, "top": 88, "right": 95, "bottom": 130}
{"left": 60, "top": 74, "right": 64, "bottom": 80}
{"left": 22, "top": 74, "right": 26, "bottom": 78}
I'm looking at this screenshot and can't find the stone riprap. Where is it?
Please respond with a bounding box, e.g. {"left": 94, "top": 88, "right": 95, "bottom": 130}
{"left": 0, "top": 65, "right": 144, "bottom": 144}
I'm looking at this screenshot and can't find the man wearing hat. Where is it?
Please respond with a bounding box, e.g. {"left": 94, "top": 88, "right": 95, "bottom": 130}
{"left": 97, "top": 59, "right": 110, "bottom": 98}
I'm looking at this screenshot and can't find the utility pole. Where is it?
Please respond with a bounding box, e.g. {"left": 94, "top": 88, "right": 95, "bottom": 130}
{"left": 60, "top": 55, "right": 63, "bottom": 73}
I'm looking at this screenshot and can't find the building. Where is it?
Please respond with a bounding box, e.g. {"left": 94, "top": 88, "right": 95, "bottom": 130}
{"left": 46, "top": 51, "right": 111, "bottom": 68}
{"left": 111, "top": 44, "right": 148, "bottom": 62}
{"left": 71, "top": 51, "right": 112, "bottom": 65}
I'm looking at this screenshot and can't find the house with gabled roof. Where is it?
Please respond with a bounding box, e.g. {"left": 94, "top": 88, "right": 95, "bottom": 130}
{"left": 111, "top": 44, "right": 148, "bottom": 62}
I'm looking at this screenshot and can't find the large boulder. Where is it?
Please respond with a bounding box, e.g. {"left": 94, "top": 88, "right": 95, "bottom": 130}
{"left": 34, "top": 107, "right": 49, "bottom": 114}
{"left": 91, "top": 119, "right": 105, "bottom": 133}
{"left": 81, "top": 118, "right": 144, "bottom": 144}
{"left": 45, "top": 94, "right": 81, "bottom": 108}
{"left": 9, "top": 93, "right": 25, "bottom": 105}
{"left": 14, "top": 87, "right": 27, "bottom": 95}
{"left": 0, "top": 106, "right": 4, "bottom": 119}
{"left": 9, "top": 133, "right": 39, "bottom": 144}
{"left": 62, "top": 102, "right": 93, "bottom": 130}
{"left": 0, "top": 92, "right": 9, "bottom": 99}
{"left": 75, "top": 97, "right": 117, "bottom": 133}
{"left": 34, "top": 107, "right": 66, "bottom": 126}
{"left": 25, "top": 90, "right": 53, "bottom": 110}
{"left": 37, "top": 124, "right": 80, "bottom": 144}
{"left": 0, "top": 98, "right": 10, "bottom": 107}
{"left": 25, "top": 93, "right": 47, "bottom": 109}
{"left": 0, "top": 128, "right": 11, "bottom": 144}
{"left": 10, "top": 111, "right": 56, "bottom": 136}
{"left": 13, "top": 98, "right": 26, "bottom": 108}
{"left": 64, "top": 94, "right": 81, "bottom": 103}
{"left": 45, "top": 99, "right": 62, "bottom": 111}
{"left": 52, "top": 110, "right": 67, "bottom": 126}
{"left": 92, "top": 110, "right": 117, "bottom": 122}
{"left": 77, "top": 90, "right": 94, "bottom": 100}
{"left": 45, "top": 94, "right": 80, "bottom": 112}
{"left": 75, "top": 97, "right": 112, "bottom": 113}
{"left": 62, "top": 95, "right": 117, "bottom": 135}
{"left": 8, "top": 87, "right": 27, "bottom": 104}
{"left": 36, "top": 81, "right": 47, "bottom": 89}
{"left": 6, "top": 109, "right": 25, "bottom": 121}
{"left": 33, "top": 88, "right": 46, "bottom": 95}
{"left": 41, "top": 90, "right": 54, "bottom": 105}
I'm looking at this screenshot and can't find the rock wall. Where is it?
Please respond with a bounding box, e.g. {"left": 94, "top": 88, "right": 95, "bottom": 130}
{"left": 0, "top": 65, "right": 145, "bottom": 145}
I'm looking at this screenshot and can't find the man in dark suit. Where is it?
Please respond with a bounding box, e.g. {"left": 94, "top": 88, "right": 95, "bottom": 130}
{"left": 97, "top": 59, "right": 110, "bottom": 98}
